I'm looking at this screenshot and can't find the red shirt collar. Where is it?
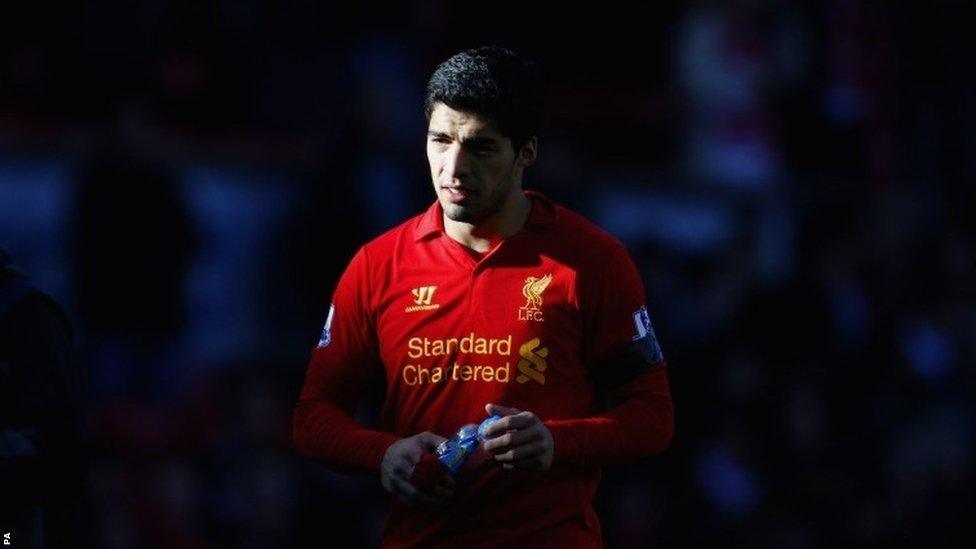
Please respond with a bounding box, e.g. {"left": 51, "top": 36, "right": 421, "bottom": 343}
{"left": 413, "top": 189, "right": 556, "bottom": 241}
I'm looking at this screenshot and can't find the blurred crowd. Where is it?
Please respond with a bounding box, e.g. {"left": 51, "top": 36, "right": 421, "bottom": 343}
{"left": 0, "top": 1, "right": 973, "bottom": 547}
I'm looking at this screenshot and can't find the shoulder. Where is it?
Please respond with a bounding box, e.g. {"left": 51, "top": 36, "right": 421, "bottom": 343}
{"left": 544, "top": 202, "right": 645, "bottom": 303}
{"left": 549, "top": 202, "right": 633, "bottom": 267}
{"left": 0, "top": 271, "right": 71, "bottom": 346}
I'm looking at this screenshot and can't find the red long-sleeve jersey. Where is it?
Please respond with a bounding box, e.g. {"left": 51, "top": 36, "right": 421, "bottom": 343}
{"left": 294, "top": 190, "right": 674, "bottom": 547}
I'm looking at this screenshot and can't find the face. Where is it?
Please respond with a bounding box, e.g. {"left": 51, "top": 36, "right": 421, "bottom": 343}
{"left": 426, "top": 103, "right": 534, "bottom": 225}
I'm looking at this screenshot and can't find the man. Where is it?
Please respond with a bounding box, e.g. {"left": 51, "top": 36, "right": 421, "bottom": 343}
{"left": 293, "top": 46, "right": 674, "bottom": 547}
{"left": 0, "top": 247, "right": 84, "bottom": 548}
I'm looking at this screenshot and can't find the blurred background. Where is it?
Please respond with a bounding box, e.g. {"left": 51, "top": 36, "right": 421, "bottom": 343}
{"left": 1, "top": 1, "right": 973, "bottom": 547}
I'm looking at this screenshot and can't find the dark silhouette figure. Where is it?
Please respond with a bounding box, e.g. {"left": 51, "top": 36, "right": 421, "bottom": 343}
{"left": 0, "top": 248, "right": 84, "bottom": 548}
{"left": 71, "top": 151, "right": 196, "bottom": 403}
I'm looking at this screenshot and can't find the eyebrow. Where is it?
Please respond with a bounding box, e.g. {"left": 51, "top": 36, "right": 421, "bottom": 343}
{"left": 427, "top": 131, "right": 499, "bottom": 147}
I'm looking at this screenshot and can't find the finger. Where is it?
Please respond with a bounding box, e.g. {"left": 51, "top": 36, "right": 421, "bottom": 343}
{"left": 485, "top": 402, "right": 522, "bottom": 418}
{"left": 392, "top": 475, "right": 440, "bottom": 507}
{"left": 395, "top": 453, "right": 424, "bottom": 476}
{"left": 397, "top": 469, "right": 453, "bottom": 505}
{"left": 417, "top": 431, "right": 447, "bottom": 452}
{"left": 483, "top": 428, "right": 542, "bottom": 453}
{"left": 493, "top": 442, "right": 544, "bottom": 463}
{"left": 483, "top": 429, "right": 535, "bottom": 452}
{"left": 483, "top": 411, "right": 538, "bottom": 438}
{"left": 483, "top": 413, "right": 532, "bottom": 438}
{"left": 410, "top": 454, "right": 447, "bottom": 489}
{"left": 390, "top": 480, "right": 428, "bottom": 507}
{"left": 511, "top": 443, "right": 547, "bottom": 465}
{"left": 410, "top": 441, "right": 436, "bottom": 461}
{"left": 500, "top": 453, "right": 544, "bottom": 472}
{"left": 401, "top": 444, "right": 425, "bottom": 463}
{"left": 391, "top": 462, "right": 413, "bottom": 480}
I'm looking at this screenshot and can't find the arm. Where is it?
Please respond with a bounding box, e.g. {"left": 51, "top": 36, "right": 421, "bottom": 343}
{"left": 544, "top": 359, "right": 673, "bottom": 468}
{"left": 292, "top": 247, "right": 455, "bottom": 506}
{"left": 1, "top": 290, "right": 84, "bottom": 546}
{"left": 544, "top": 240, "right": 673, "bottom": 468}
{"left": 294, "top": 350, "right": 453, "bottom": 502}
{"left": 292, "top": 246, "right": 398, "bottom": 476}
{"left": 292, "top": 377, "right": 398, "bottom": 476}
{"left": 483, "top": 241, "right": 674, "bottom": 470}
{"left": 484, "top": 355, "right": 673, "bottom": 471}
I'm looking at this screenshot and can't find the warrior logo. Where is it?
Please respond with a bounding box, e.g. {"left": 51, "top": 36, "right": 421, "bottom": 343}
{"left": 516, "top": 338, "right": 549, "bottom": 384}
{"left": 406, "top": 286, "right": 440, "bottom": 312}
{"left": 518, "top": 273, "right": 552, "bottom": 322}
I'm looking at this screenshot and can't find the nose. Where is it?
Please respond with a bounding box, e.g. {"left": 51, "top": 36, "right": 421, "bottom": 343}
{"left": 442, "top": 143, "right": 471, "bottom": 181}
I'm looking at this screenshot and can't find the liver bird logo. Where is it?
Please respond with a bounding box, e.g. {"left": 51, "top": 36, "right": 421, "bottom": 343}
{"left": 521, "top": 273, "right": 553, "bottom": 308}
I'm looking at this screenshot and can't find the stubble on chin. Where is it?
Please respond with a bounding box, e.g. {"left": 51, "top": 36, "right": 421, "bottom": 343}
{"left": 462, "top": 188, "right": 511, "bottom": 225}
{"left": 443, "top": 194, "right": 488, "bottom": 224}
{"left": 443, "top": 203, "right": 475, "bottom": 223}
{"left": 444, "top": 204, "right": 492, "bottom": 225}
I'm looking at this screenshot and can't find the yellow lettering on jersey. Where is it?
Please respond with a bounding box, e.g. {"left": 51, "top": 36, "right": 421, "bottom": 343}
{"left": 497, "top": 362, "right": 510, "bottom": 382}
{"left": 405, "top": 333, "right": 513, "bottom": 357}
{"left": 407, "top": 338, "right": 423, "bottom": 359}
{"left": 403, "top": 364, "right": 445, "bottom": 386}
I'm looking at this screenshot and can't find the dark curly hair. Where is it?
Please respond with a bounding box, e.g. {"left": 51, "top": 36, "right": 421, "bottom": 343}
{"left": 423, "top": 46, "right": 544, "bottom": 153}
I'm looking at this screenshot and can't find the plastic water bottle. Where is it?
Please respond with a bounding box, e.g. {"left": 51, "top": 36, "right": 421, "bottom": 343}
{"left": 434, "top": 414, "right": 503, "bottom": 475}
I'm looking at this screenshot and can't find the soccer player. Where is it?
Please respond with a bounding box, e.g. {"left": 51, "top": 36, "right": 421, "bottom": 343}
{"left": 293, "top": 46, "right": 674, "bottom": 547}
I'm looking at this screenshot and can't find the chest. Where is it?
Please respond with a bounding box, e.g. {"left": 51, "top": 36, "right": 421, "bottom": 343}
{"left": 373, "top": 256, "right": 583, "bottom": 381}
{"left": 369, "top": 233, "right": 605, "bottom": 430}
{"left": 383, "top": 256, "right": 577, "bottom": 331}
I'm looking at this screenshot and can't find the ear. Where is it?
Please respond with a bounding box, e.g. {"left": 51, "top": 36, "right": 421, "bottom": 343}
{"left": 515, "top": 136, "right": 538, "bottom": 169}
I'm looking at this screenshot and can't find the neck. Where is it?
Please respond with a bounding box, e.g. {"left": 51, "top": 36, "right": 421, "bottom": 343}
{"left": 444, "top": 190, "right": 532, "bottom": 253}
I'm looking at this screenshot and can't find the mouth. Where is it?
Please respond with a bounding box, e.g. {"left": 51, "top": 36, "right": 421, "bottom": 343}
{"left": 442, "top": 186, "right": 475, "bottom": 203}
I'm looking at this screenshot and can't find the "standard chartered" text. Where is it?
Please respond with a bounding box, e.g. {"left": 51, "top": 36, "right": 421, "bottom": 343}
{"left": 406, "top": 333, "right": 512, "bottom": 358}
{"left": 402, "top": 362, "right": 511, "bottom": 385}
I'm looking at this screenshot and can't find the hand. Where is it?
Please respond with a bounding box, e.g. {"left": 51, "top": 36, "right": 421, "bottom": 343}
{"left": 381, "top": 431, "right": 456, "bottom": 507}
{"left": 482, "top": 403, "right": 554, "bottom": 472}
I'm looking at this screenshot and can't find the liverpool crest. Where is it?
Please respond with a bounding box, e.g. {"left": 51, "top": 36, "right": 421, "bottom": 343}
{"left": 518, "top": 273, "right": 552, "bottom": 322}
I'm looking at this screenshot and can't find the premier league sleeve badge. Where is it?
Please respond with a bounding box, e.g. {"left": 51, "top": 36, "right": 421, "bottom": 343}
{"left": 632, "top": 305, "right": 663, "bottom": 364}
{"left": 317, "top": 302, "right": 335, "bottom": 348}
